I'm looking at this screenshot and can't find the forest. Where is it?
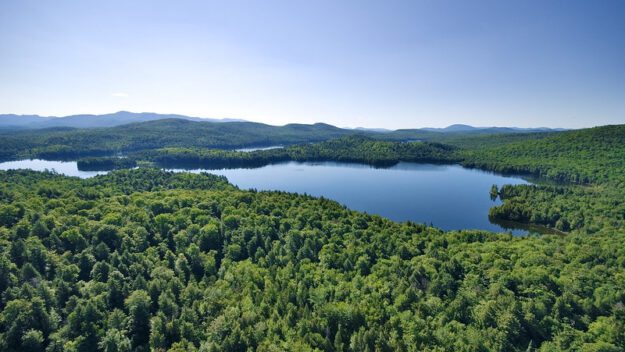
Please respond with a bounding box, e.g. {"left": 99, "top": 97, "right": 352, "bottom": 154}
{"left": 66, "top": 124, "right": 625, "bottom": 235}
{"left": 3, "top": 0, "right": 623, "bottom": 350}
{"left": 0, "top": 120, "right": 384, "bottom": 162}
{"left": 463, "top": 125, "right": 625, "bottom": 234}
{"left": 1, "top": 123, "right": 625, "bottom": 351}
{"left": 0, "top": 118, "right": 542, "bottom": 163}
{"left": 0, "top": 168, "right": 624, "bottom": 352}
{"left": 3, "top": 123, "right": 625, "bottom": 236}
{"left": 76, "top": 136, "right": 460, "bottom": 170}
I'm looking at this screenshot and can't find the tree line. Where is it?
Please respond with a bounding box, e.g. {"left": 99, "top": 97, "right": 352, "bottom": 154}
{"left": 468, "top": 125, "right": 625, "bottom": 234}
{"left": 0, "top": 168, "right": 623, "bottom": 351}
{"left": 76, "top": 135, "right": 460, "bottom": 171}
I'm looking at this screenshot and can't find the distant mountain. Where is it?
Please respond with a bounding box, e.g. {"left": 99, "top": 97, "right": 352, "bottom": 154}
{"left": 421, "top": 124, "right": 566, "bottom": 134}
{"left": 0, "top": 118, "right": 362, "bottom": 161}
{"left": 0, "top": 111, "right": 245, "bottom": 129}
{"left": 0, "top": 112, "right": 569, "bottom": 135}
{"left": 0, "top": 116, "right": 572, "bottom": 162}
{"left": 353, "top": 127, "right": 393, "bottom": 133}
{"left": 421, "top": 124, "right": 477, "bottom": 132}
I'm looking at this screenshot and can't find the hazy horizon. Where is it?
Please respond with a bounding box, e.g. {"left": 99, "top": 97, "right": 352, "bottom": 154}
{"left": 1, "top": 0, "right": 624, "bottom": 129}
{"left": 0, "top": 110, "right": 580, "bottom": 130}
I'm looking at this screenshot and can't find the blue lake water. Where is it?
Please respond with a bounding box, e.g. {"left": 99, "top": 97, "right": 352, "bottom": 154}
{"left": 0, "top": 159, "right": 109, "bottom": 178}
{"left": 0, "top": 159, "right": 534, "bottom": 234}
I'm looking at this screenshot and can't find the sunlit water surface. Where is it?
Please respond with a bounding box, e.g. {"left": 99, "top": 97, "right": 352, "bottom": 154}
{"left": 1, "top": 159, "right": 533, "bottom": 234}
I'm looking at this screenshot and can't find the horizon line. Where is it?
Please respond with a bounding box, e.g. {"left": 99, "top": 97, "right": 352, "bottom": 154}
{"left": 0, "top": 110, "right": 588, "bottom": 130}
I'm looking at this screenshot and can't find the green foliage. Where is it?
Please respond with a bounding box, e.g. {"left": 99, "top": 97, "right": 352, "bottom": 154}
{"left": 460, "top": 126, "right": 625, "bottom": 233}
{"left": 0, "top": 117, "right": 546, "bottom": 162}
{"left": 133, "top": 135, "right": 460, "bottom": 169}
{"left": 60, "top": 123, "right": 625, "bottom": 235}
{"left": 0, "top": 169, "right": 623, "bottom": 351}
{"left": 0, "top": 119, "right": 370, "bottom": 161}
{"left": 77, "top": 157, "right": 137, "bottom": 171}
{"left": 1, "top": 121, "right": 625, "bottom": 350}
{"left": 461, "top": 125, "right": 625, "bottom": 184}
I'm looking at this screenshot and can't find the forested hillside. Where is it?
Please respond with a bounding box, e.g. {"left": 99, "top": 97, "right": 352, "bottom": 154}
{"left": 0, "top": 118, "right": 556, "bottom": 162}
{"left": 0, "top": 119, "right": 363, "bottom": 161}
{"left": 459, "top": 125, "right": 625, "bottom": 233}
{"left": 78, "top": 136, "right": 459, "bottom": 170}
{"left": 0, "top": 111, "right": 242, "bottom": 130}
{"left": 0, "top": 169, "right": 623, "bottom": 352}
{"left": 1, "top": 120, "right": 625, "bottom": 350}
{"left": 4, "top": 122, "right": 625, "bottom": 235}
{"left": 461, "top": 125, "right": 625, "bottom": 184}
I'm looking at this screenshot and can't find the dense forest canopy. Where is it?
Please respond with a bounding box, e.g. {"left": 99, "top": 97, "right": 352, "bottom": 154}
{"left": 0, "top": 118, "right": 557, "bottom": 162}
{"left": 0, "top": 169, "right": 624, "bottom": 352}
{"left": 2, "top": 123, "right": 625, "bottom": 235}
{"left": 459, "top": 125, "right": 625, "bottom": 184}
{"left": 66, "top": 124, "right": 625, "bottom": 235}
{"left": 459, "top": 125, "right": 625, "bottom": 234}
{"left": 1, "top": 122, "right": 625, "bottom": 351}
{"left": 2, "top": 122, "right": 625, "bottom": 235}
{"left": 0, "top": 119, "right": 376, "bottom": 161}
{"left": 77, "top": 135, "right": 460, "bottom": 170}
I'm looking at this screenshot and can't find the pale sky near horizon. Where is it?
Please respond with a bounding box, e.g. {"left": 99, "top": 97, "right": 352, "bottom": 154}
{"left": 1, "top": 0, "right": 624, "bottom": 129}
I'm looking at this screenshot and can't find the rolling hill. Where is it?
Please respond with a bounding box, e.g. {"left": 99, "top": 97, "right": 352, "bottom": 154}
{"left": 0, "top": 111, "right": 243, "bottom": 130}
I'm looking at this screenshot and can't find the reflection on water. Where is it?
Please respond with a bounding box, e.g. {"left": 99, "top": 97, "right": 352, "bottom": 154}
{"left": 1, "top": 159, "right": 540, "bottom": 235}
{"left": 170, "top": 161, "right": 534, "bottom": 235}
{"left": 0, "top": 159, "right": 108, "bottom": 178}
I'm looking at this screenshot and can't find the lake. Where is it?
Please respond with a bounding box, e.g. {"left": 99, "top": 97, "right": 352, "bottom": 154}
{"left": 0, "top": 159, "right": 109, "bottom": 178}
{"left": 0, "top": 159, "right": 534, "bottom": 234}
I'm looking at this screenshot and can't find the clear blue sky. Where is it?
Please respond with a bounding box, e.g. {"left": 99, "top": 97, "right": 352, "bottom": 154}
{"left": 1, "top": 0, "right": 624, "bottom": 128}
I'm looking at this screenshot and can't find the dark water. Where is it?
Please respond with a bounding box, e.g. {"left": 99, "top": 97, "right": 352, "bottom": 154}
{"left": 0, "top": 159, "right": 533, "bottom": 234}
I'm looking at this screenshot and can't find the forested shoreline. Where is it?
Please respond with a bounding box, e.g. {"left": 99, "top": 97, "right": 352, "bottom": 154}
{"left": 4, "top": 124, "right": 625, "bottom": 234}
{"left": 465, "top": 125, "right": 625, "bottom": 233}
{"left": 1, "top": 122, "right": 625, "bottom": 350}
{"left": 3, "top": 0, "right": 622, "bottom": 350}
{"left": 0, "top": 119, "right": 416, "bottom": 162}
{"left": 0, "top": 169, "right": 624, "bottom": 351}
{"left": 76, "top": 136, "right": 460, "bottom": 171}
{"left": 0, "top": 118, "right": 551, "bottom": 163}
{"left": 66, "top": 124, "right": 625, "bottom": 235}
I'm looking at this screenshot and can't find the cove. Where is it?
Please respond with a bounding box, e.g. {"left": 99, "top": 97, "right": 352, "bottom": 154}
{"left": 0, "top": 159, "right": 535, "bottom": 235}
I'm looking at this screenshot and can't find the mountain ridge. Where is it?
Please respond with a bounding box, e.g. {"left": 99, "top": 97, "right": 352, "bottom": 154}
{"left": 0, "top": 111, "right": 568, "bottom": 133}
{"left": 0, "top": 111, "right": 245, "bottom": 129}
{"left": 422, "top": 123, "right": 568, "bottom": 133}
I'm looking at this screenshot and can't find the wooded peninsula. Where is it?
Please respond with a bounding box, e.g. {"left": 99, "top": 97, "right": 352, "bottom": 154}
{"left": 0, "top": 121, "right": 624, "bottom": 351}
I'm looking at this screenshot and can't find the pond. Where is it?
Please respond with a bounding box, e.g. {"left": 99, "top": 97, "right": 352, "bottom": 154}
{"left": 0, "top": 159, "right": 537, "bottom": 234}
